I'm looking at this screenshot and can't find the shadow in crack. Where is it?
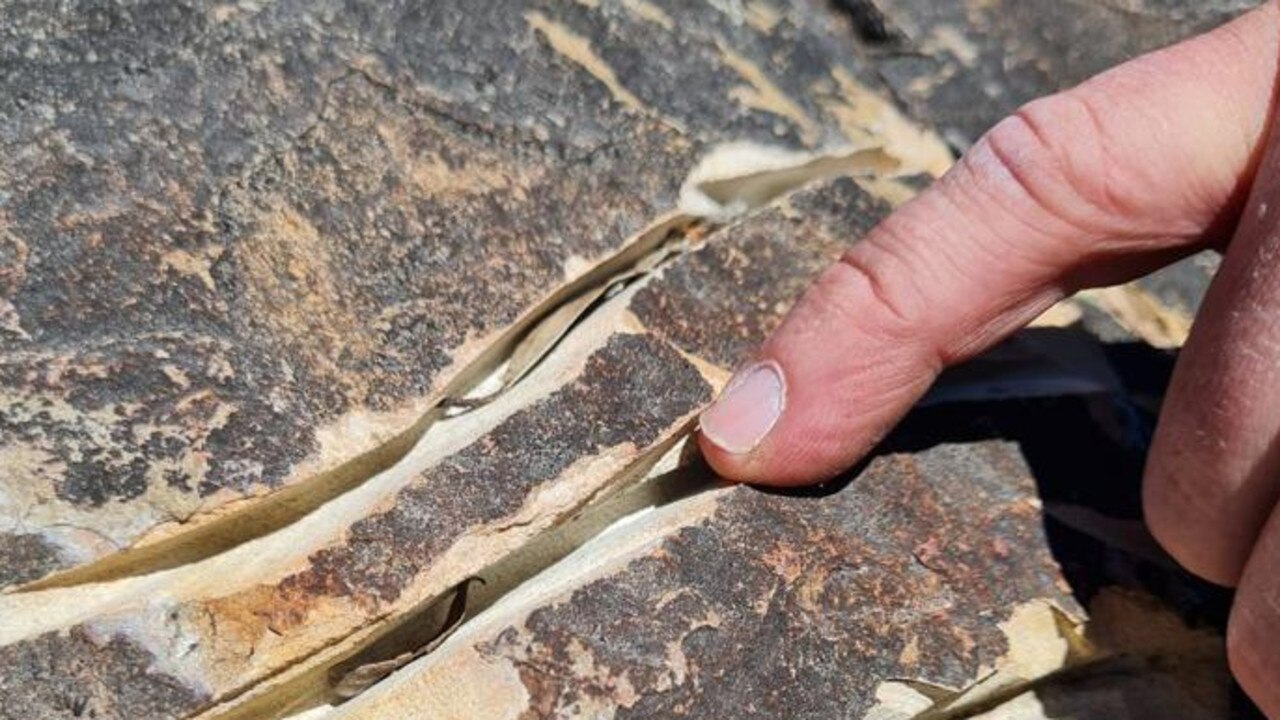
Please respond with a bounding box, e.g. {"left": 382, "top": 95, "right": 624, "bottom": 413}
{"left": 873, "top": 335, "right": 1230, "bottom": 623}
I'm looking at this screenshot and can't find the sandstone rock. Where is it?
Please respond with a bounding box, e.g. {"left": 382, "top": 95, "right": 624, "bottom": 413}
{"left": 336, "top": 392, "right": 1239, "bottom": 720}
{"left": 339, "top": 439, "right": 1084, "bottom": 719}
{"left": 335, "top": 408, "right": 1235, "bottom": 720}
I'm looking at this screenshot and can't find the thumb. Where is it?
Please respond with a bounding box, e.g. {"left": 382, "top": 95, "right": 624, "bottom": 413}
{"left": 698, "top": 1, "right": 1280, "bottom": 485}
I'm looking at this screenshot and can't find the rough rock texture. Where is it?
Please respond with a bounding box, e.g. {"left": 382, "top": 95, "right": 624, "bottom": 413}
{"left": 0, "top": 0, "right": 949, "bottom": 589}
{"left": 1, "top": 0, "right": 1236, "bottom": 588}
{"left": 381, "top": 440, "right": 1076, "bottom": 720}
{"left": 338, "top": 390, "right": 1242, "bottom": 720}
{"left": 0, "top": 178, "right": 895, "bottom": 719}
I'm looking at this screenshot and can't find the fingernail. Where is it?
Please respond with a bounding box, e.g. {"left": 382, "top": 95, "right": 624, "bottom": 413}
{"left": 700, "top": 360, "right": 785, "bottom": 455}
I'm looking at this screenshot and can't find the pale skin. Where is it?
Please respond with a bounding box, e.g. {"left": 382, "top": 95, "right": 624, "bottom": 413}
{"left": 696, "top": 2, "right": 1280, "bottom": 714}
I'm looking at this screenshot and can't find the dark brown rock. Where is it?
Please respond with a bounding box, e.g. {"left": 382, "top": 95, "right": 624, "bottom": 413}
{"left": 339, "top": 389, "right": 1244, "bottom": 719}
{"left": 633, "top": 178, "right": 892, "bottom": 368}
{"left": 491, "top": 442, "right": 1070, "bottom": 719}
{"left": 0, "top": 627, "right": 206, "bottom": 720}
{"left": 338, "top": 439, "right": 1081, "bottom": 718}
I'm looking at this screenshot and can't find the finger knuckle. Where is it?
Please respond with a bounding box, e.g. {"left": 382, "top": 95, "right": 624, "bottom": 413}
{"left": 971, "top": 92, "right": 1121, "bottom": 237}
{"left": 827, "top": 241, "right": 946, "bottom": 374}
{"left": 832, "top": 242, "right": 917, "bottom": 334}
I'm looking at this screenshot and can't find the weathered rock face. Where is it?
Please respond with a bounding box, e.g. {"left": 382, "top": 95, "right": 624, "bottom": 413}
{"left": 0, "top": 1, "right": 1258, "bottom": 719}
{"left": 0, "top": 0, "right": 948, "bottom": 589}
{"left": 340, "top": 391, "right": 1238, "bottom": 720}
{"left": 0, "top": 172, "right": 898, "bottom": 717}
{"left": 344, "top": 439, "right": 1078, "bottom": 719}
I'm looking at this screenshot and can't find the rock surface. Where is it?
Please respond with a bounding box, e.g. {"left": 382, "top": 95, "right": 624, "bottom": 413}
{"left": 0, "top": 0, "right": 946, "bottom": 590}
{"left": 0, "top": 1, "right": 1261, "bottom": 719}
{"left": 341, "top": 439, "right": 1081, "bottom": 719}
{"left": 0, "top": 174, "right": 897, "bottom": 718}
{"left": 341, "top": 388, "right": 1241, "bottom": 720}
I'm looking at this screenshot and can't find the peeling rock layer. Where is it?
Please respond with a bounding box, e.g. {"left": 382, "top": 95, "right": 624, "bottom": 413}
{"left": 341, "top": 394, "right": 1239, "bottom": 720}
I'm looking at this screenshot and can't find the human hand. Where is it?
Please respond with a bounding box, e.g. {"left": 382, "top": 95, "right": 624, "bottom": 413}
{"left": 696, "top": 2, "right": 1280, "bottom": 713}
